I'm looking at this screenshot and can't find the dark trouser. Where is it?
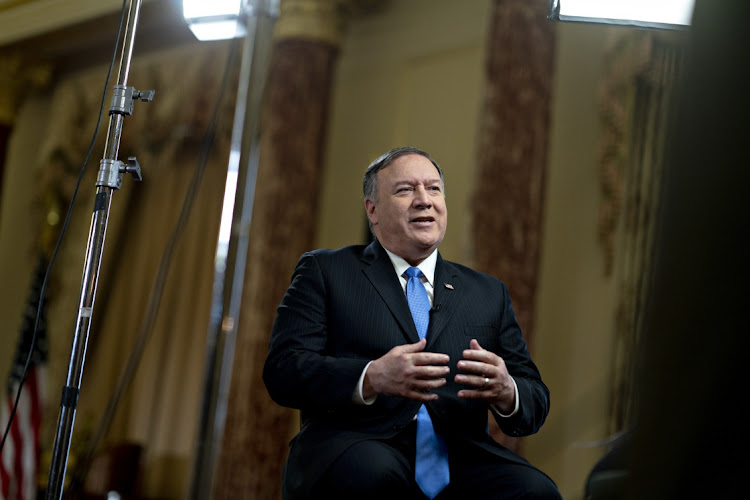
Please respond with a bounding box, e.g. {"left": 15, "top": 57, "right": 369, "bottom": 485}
{"left": 311, "top": 422, "right": 561, "bottom": 500}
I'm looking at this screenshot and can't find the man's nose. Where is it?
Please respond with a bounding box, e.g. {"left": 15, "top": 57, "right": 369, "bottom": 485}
{"left": 413, "top": 186, "right": 432, "bottom": 207}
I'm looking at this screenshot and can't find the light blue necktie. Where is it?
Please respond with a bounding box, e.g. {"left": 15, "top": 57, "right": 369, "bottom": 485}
{"left": 405, "top": 266, "right": 450, "bottom": 498}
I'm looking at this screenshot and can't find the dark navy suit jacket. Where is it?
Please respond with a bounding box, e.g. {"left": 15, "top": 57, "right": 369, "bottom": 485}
{"left": 263, "top": 239, "right": 550, "bottom": 498}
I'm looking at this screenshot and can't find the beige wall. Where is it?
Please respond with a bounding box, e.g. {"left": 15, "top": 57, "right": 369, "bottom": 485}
{"left": 317, "top": 0, "right": 492, "bottom": 265}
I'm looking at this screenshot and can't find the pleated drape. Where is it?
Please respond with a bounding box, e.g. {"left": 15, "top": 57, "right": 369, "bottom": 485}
{"left": 35, "top": 40, "right": 239, "bottom": 498}
{"left": 601, "top": 32, "right": 686, "bottom": 434}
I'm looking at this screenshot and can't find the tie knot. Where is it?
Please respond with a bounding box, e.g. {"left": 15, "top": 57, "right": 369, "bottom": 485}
{"left": 405, "top": 267, "right": 422, "bottom": 279}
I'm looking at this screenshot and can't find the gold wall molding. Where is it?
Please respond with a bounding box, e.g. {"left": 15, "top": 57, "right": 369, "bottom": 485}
{"left": 275, "top": 0, "right": 386, "bottom": 46}
{"left": 0, "top": 0, "right": 36, "bottom": 13}
{"left": 0, "top": 51, "right": 51, "bottom": 124}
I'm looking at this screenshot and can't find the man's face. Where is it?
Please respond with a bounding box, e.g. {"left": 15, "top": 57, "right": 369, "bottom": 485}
{"left": 366, "top": 153, "right": 447, "bottom": 265}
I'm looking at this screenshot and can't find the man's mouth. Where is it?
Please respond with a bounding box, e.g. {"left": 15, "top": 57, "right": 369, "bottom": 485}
{"left": 411, "top": 217, "right": 434, "bottom": 224}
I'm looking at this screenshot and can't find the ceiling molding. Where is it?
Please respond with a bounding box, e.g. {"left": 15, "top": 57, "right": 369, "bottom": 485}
{"left": 0, "top": 0, "right": 144, "bottom": 46}
{"left": 0, "top": 0, "right": 36, "bottom": 14}
{"left": 0, "top": 0, "right": 195, "bottom": 75}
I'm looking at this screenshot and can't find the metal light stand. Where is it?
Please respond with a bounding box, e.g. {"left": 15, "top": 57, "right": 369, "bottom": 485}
{"left": 45, "top": 0, "right": 153, "bottom": 498}
{"left": 188, "top": 1, "right": 279, "bottom": 498}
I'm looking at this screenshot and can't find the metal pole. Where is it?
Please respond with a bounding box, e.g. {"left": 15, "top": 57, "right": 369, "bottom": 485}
{"left": 45, "top": 1, "right": 152, "bottom": 497}
{"left": 188, "top": 1, "right": 279, "bottom": 498}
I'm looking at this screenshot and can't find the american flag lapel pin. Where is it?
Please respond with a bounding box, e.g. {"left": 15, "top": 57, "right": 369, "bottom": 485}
{"left": 443, "top": 283, "right": 454, "bottom": 290}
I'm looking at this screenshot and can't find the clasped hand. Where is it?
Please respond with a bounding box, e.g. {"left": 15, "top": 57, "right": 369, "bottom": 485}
{"left": 364, "top": 338, "right": 516, "bottom": 411}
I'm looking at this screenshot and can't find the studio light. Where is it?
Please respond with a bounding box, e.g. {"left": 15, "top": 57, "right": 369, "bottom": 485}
{"left": 183, "top": 0, "right": 280, "bottom": 497}
{"left": 182, "top": 0, "right": 247, "bottom": 41}
{"left": 549, "top": 0, "right": 695, "bottom": 30}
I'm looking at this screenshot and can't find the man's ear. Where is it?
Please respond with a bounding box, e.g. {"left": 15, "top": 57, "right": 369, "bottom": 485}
{"left": 365, "top": 199, "right": 377, "bottom": 225}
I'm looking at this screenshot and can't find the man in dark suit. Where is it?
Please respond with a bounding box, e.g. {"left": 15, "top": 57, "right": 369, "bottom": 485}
{"left": 263, "top": 147, "right": 560, "bottom": 499}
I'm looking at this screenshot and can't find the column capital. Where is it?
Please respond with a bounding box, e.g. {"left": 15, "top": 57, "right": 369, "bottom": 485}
{"left": 0, "top": 51, "right": 51, "bottom": 125}
{"left": 274, "top": 0, "right": 386, "bottom": 46}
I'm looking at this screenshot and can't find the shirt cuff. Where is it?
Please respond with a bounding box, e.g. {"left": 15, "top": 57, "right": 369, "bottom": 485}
{"left": 352, "top": 360, "right": 377, "bottom": 405}
{"left": 491, "top": 376, "right": 519, "bottom": 417}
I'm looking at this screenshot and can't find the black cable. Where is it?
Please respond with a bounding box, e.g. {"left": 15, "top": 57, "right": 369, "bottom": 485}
{"left": 0, "top": 0, "right": 129, "bottom": 455}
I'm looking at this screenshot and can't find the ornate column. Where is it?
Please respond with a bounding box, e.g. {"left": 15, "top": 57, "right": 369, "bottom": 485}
{"left": 211, "top": 2, "right": 378, "bottom": 498}
{"left": 470, "top": 0, "right": 556, "bottom": 452}
{"left": 0, "top": 52, "right": 51, "bottom": 222}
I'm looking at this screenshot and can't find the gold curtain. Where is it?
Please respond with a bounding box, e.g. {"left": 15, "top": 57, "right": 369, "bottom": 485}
{"left": 598, "top": 31, "right": 686, "bottom": 434}
{"left": 35, "top": 40, "right": 239, "bottom": 498}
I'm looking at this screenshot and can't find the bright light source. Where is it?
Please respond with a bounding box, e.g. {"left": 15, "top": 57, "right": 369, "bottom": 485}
{"left": 183, "top": 0, "right": 247, "bottom": 41}
{"left": 550, "top": 0, "right": 695, "bottom": 30}
{"left": 187, "top": 20, "right": 247, "bottom": 41}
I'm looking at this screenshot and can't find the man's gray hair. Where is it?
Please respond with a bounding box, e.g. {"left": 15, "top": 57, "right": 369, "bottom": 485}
{"left": 362, "top": 146, "right": 445, "bottom": 203}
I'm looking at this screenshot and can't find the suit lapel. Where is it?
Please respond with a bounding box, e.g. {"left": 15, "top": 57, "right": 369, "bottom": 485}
{"left": 427, "top": 256, "right": 460, "bottom": 345}
{"left": 361, "top": 240, "right": 421, "bottom": 344}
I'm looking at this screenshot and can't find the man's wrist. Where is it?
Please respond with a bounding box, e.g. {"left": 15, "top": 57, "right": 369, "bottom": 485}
{"left": 491, "top": 376, "right": 519, "bottom": 417}
{"left": 353, "top": 360, "right": 377, "bottom": 405}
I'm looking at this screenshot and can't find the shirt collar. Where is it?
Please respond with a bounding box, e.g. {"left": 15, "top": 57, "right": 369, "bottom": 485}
{"left": 382, "top": 247, "right": 438, "bottom": 287}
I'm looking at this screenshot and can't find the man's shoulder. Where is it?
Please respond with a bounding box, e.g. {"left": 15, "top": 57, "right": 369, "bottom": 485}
{"left": 296, "top": 244, "right": 377, "bottom": 280}
{"left": 440, "top": 258, "right": 506, "bottom": 288}
{"left": 306, "top": 243, "right": 369, "bottom": 260}
{"left": 300, "top": 243, "right": 375, "bottom": 268}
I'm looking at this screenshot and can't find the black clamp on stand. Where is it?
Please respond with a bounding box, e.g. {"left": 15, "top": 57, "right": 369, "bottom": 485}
{"left": 97, "top": 85, "right": 153, "bottom": 189}
{"left": 45, "top": 1, "right": 153, "bottom": 498}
